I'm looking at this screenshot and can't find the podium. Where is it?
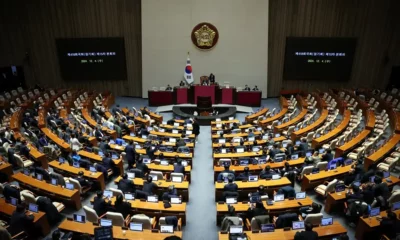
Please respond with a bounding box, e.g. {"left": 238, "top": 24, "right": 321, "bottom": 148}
{"left": 148, "top": 90, "right": 174, "bottom": 106}
{"left": 220, "top": 87, "right": 235, "bottom": 104}
{"left": 192, "top": 85, "right": 217, "bottom": 104}
{"left": 174, "top": 87, "right": 188, "bottom": 104}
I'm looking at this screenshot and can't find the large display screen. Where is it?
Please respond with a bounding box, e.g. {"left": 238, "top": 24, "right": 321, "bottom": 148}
{"left": 56, "top": 38, "right": 127, "bottom": 80}
{"left": 283, "top": 37, "right": 357, "bottom": 81}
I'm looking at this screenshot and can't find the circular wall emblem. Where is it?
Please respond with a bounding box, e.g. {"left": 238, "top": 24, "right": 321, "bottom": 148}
{"left": 191, "top": 22, "right": 219, "bottom": 50}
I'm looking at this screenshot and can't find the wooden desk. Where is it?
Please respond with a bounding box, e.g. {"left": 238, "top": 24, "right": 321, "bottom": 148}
{"left": 135, "top": 149, "right": 193, "bottom": 159}
{"left": 211, "top": 119, "right": 240, "bottom": 126}
{"left": 365, "top": 110, "right": 376, "bottom": 130}
{"left": 245, "top": 108, "right": 268, "bottom": 123}
{"left": 90, "top": 196, "right": 187, "bottom": 225}
{"left": 355, "top": 210, "right": 400, "bottom": 239}
{"left": 213, "top": 158, "right": 305, "bottom": 180}
{"left": 218, "top": 222, "right": 346, "bottom": 240}
{"left": 150, "top": 130, "right": 195, "bottom": 139}
{"left": 291, "top": 109, "right": 329, "bottom": 141}
{"left": 275, "top": 109, "right": 308, "bottom": 133}
{"left": 215, "top": 197, "right": 312, "bottom": 224}
{"left": 28, "top": 143, "right": 48, "bottom": 169}
{"left": 113, "top": 140, "right": 194, "bottom": 150}
{"left": 324, "top": 176, "right": 399, "bottom": 214}
{"left": 0, "top": 161, "right": 13, "bottom": 181}
{"left": 364, "top": 134, "right": 400, "bottom": 170}
{"left": 312, "top": 110, "right": 351, "bottom": 148}
{"left": 213, "top": 151, "right": 264, "bottom": 163}
{"left": 58, "top": 219, "right": 182, "bottom": 240}
{"left": 215, "top": 178, "right": 291, "bottom": 201}
{"left": 212, "top": 137, "right": 287, "bottom": 148}
{"left": 13, "top": 172, "right": 82, "bottom": 209}
{"left": 159, "top": 124, "right": 193, "bottom": 131}
{"left": 140, "top": 108, "right": 163, "bottom": 123}
{"left": 114, "top": 176, "right": 190, "bottom": 202}
{"left": 211, "top": 124, "right": 254, "bottom": 132}
{"left": 49, "top": 160, "right": 105, "bottom": 190}
{"left": 335, "top": 129, "right": 371, "bottom": 158}
{"left": 41, "top": 127, "right": 71, "bottom": 151}
{"left": 259, "top": 97, "right": 289, "bottom": 126}
{"left": 301, "top": 165, "right": 353, "bottom": 191}
{"left": 211, "top": 131, "right": 262, "bottom": 139}
{"left": 82, "top": 108, "right": 117, "bottom": 139}
{"left": 144, "top": 163, "right": 191, "bottom": 182}
{"left": 78, "top": 150, "right": 124, "bottom": 176}
{"left": 0, "top": 198, "right": 50, "bottom": 236}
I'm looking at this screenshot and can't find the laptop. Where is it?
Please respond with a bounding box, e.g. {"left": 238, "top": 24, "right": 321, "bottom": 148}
{"left": 236, "top": 147, "right": 244, "bottom": 153}
{"left": 383, "top": 171, "right": 390, "bottom": 178}
{"left": 295, "top": 141, "right": 301, "bottom": 145}
{"left": 130, "top": 132, "right": 135, "bottom": 137}
{"left": 23, "top": 169, "right": 30, "bottom": 176}
{"left": 142, "top": 135, "right": 148, "bottom": 139}
{"left": 262, "top": 135, "right": 268, "bottom": 140}
{"left": 248, "top": 175, "right": 258, "bottom": 182}
{"left": 130, "top": 222, "right": 143, "bottom": 232}
{"left": 335, "top": 184, "right": 345, "bottom": 193}
{"left": 73, "top": 214, "right": 86, "bottom": 223}
{"left": 172, "top": 176, "right": 182, "bottom": 183}
{"left": 248, "top": 137, "right": 255, "bottom": 142}
{"left": 275, "top": 134, "right": 280, "bottom": 138}
{"left": 250, "top": 195, "right": 261, "bottom": 203}
{"left": 369, "top": 176, "right": 375, "bottom": 183}
{"left": 103, "top": 190, "right": 113, "bottom": 199}
{"left": 370, "top": 207, "right": 380, "bottom": 217}
{"left": 306, "top": 151, "right": 313, "bottom": 157}
{"left": 125, "top": 193, "right": 134, "bottom": 200}
{"left": 274, "top": 194, "right": 284, "bottom": 202}
{"left": 291, "top": 154, "right": 299, "bottom": 160}
{"left": 150, "top": 175, "right": 158, "bottom": 181}
{"left": 295, "top": 192, "right": 306, "bottom": 200}
{"left": 252, "top": 146, "right": 261, "bottom": 152}
{"left": 186, "top": 131, "right": 192, "bottom": 135}
{"left": 221, "top": 149, "right": 227, "bottom": 154}
{"left": 353, "top": 181, "right": 361, "bottom": 187}
{"left": 90, "top": 166, "right": 97, "bottom": 173}
{"left": 226, "top": 198, "right": 237, "bottom": 204}
{"left": 161, "top": 160, "right": 169, "bottom": 166}
{"left": 292, "top": 221, "right": 305, "bottom": 230}
{"left": 319, "top": 148, "right": 325, "bottom": 154}
{"left": 329, "top": 164, "right": 337, "bottom": 170}
{"left": 65, "top": 183, "right": 75, "bottom": 190}
{"left": 392, "top": 201, "right": 400, "bottom": 211}
{"left": 272, "top": 174, "right": 281, "bottom": 180}
{"left": 147, "top": 195, "right": 158, "bottom": 203}
{"left": 174, "top": 123, "right": 180, "bottom": 127}
{"left": 112, "top": 154, "right": 118, "bottom": 159}
{"left": 321, "top": 217, "right": 333, "bottom": 226}
{"left": 59, "top": 157, "right": 65, "bottom": 164}
{"left": 312, "top": 168, "right": 320, "bottom": 174}
{"left": 143, "top": 158, "right": 151, "bottom": 164}
{"left": 172, "top": 130, "right": 179, "bottom": 134}
{"left": 218, "top": 138, "right": 226, "bottom": 144}
{"left": 274, "top": 156, "right": 284, "bottom": 162}
{"left": 229, "top": 225, "right": 243, "bottom": 234}
{"left": 100, "top": 219, "right": 112, "bottom": 227}
{"left": 282, "top": 143, "right": 287, "bottom": 148}
{"left": 171, "top": 197, "right": 182, "bottom": 204}
{"left": 28, "top": 203, "right": 38, "bottom": 213}
{"left": 51, "top": 178, "right": 58, "bottom": 186}
{"left": 10, "top": 197, "right": 18, "bottom": 206}
{"left": 239, "top": 159, "right": 249, "bottom": 166}
{"left": 73, "top": 161, "right": 80, "bottom": 168}
{"left": 159, "top": 128, "right": 165, "bottom": 132}
{"left": 36, "top": 173, "right": 43, "bottom": 181}
{"left": 169, "top": 138, "right": 176, "bottom": 143}
{"left": 261, "top": 223, "right": 275, "bottom": 232}
{"left": 160, "top": 225, "right": 174, "bottom": 233}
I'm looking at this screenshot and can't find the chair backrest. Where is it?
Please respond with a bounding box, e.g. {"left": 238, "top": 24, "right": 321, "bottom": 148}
{"left": 83, "top": 206, "right": 99, "bottom": 223}
{"left": 11, "top": 90, "right": 18, "bottom": 96}
{"left": 388, "top": 190, "right": 400, "bottom": 206}
{"left": 21, "top": 191, "right": 36, "bottom": 204}
{"left": 110, "top": 188, "right": 124, "bottom": 199}
{"left": 316, "top": 162, "right": 328, "bottom": 171}
{"left": 149, "top": 171, "right": 164, "bottom": 180}
{"left": 131, "top": 214, "right": 152, "bottom": 229}
{"left": 250, "top": 215, "right": 270, "bottom": 231}
{"left": 13, "top": 154, "right": 24, "bottom": 167}
{"left": 301, "top": 166, "right": 314, "bottom": 178}
{"left": 106, "top": 212, "right": 125, "bottom": 227}
{"left": 68, "top": 178, "right": 82, "bottom": 193}
{"left": 306, "top": 131, "right": 315, "bottom": 142}
{"left": 50, "top": 172, "right": 66, "bottom": 186}
{"left": 326, "top": 179, "right": 338, "bottom": 193}
{"left": 304, "top": 213, "right": 323, "bottom": 225}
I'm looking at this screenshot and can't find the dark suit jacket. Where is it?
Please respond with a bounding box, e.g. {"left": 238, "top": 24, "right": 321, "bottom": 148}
{"left": 136, "top": 162, "right": 149, "bottom": 174}
{"left": 294, "top": 230, "right": 318, "bottom": 240}
{"left": 114, "top": 201, "right": 131, "bottom": 218}
{"left": 19, "top": 145, "right": 30, "bottom": 158}
{"left": 36, "top": 196, "right": 61, "bottom": 223}
{"left": 3, "top": 185, "right": 21, "bottom": 203}
{"left": 102, "top": 157, "right": 115, "bottom": 170}
{"left": 223, "top": 183, "right": 238, "bottom": 192}
{"left": 142, "top": 182, "right": 158, "bottom": 194}
{"left": 93, "top": 197, "right": 110, "bottom": 216}
{"left": 39, "top": 137, "right": 48, "bottom": 147}
{"left": 10, "top": 211, "right": 34, "bottom": 234}
{"left": 193, "top": 122, "right": 200, "bottom": 135}
{"left": 298, "top": 142, "right": 309, "bottom": 152}
{"left": 34, "top": 167, "right": 50, "bottom": 181}
{"left": 173, "top": 164, "right": 185, "bottom": 174}
{"left": 322, "top": 153, "right": 333, "bottom": 162}
{"left": 373, "top": 182, "right": 390, "bottom": 199}
{"left": 76, "top": 176, "right": 90, "bottom": 188}
{"left": 95, "top": 130, "right": 104, "bottom": 139}
{"left": 118, "top": 179, "right": 136, "bottom": 193}
{"left": 98, "top": 142, "right": 110, "bottom": 153}
{"left": 125, "top": 145, "right": 136, "bottom": 164}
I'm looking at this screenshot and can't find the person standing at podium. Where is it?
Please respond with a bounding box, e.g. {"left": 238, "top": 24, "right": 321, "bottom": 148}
{"left": 209, "top": 73, "right": 215, "bottom": 85}
{"left": 166, "top": 85, "right": 172, "bottom": 91}
{"left": 179, "top": 80, "right": 185, "bottom": 87}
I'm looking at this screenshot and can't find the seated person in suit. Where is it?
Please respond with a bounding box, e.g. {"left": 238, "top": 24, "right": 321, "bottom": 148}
{"left": 19, "top": 140, "right": 30, "bottom": 159}
{"left": 248, "top": 129, "right": 255, "bottom": 138}
{"left": 246, "top": 201, "right": 267, "bottom": 221}
{"left": 217, "top": 165, "right": 235, "bottom": 181}
{"left": 3, "top": 184, "right": 22, "bottom": 203}
{"left": 75, "top": 171, "right": 92, "bottom": 188}
{"left": 30, "top": 166, "right": 51, "bottom": 181}
{"left": 136, "top": 157, "right": 149, "bottom": 175}
{"left": 321, "top": 149, "right": 333, "bottom": 162}
{"left": 297, "top": 138, "right": 309, "bottom": 153}
{"left": 244, "top": 85, "right": 251, "bottom": 91}
{"left": 142, "top": 176, "right": 158, "bottom": 195}
{"left": 252, "top": 86, "right": 259, "bottom": 91}
{"left": 179, "top": 80, "right": 185, "bottom": 87}
{"left": 93, "top": 190, "right": 111, "bottom": 216}
{"left": 248, "top": 185, "right": 267, "bottom": 199}
{"left": 118, "top": 173, "right": 136, "bottom": 193}
{"left": 10, "top": 203, "right": 35, "bottom": 237}
{"left": 165, "top": 84, "right": 173, "bottom": 91}
{"left": 346, "top": 184, "right": 363, "bottom": 202}
{"left": 209, "top": 73, "right": 215, "bottom": 84}
{"left": 114, "top": 194, "right": 131, "bottom": 218}
{"left": 373, "top": 176, "right": 390, "bottom": 199}
{"left": 101, "top": 152, "right": 115, "bottom": 171}
{"left": 299, "top": 202, "right": 321, "bottom": 217}
{"left": 173, "top": 159, "right": 185, "bottom": 174}
{"left": 223, "top": 176, "right": 238, "bottom": 192}
{"left": 268, "top": 144, "right": 283, "bottom": 159}
{"left": 236, "top": 167, "right": 250, "bottom": 181}
{"left": 294, "top": 222, "right": 318, "bottom": 240}
{"left": 98, "top": 138, "right": 110, "bottom": 154}
{"left": 259, "top": 165, "right": 276, "bottom": 179}
{"left": 162, "top": 185, "right": 178, "bottom": 201}
{"left": 379, "top": 211, "right": 400, "bottom": 239}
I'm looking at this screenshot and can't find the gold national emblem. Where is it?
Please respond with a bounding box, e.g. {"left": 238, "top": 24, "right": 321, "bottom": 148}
{"left": 191, "top": 22, "right": 219, "bottom": 50}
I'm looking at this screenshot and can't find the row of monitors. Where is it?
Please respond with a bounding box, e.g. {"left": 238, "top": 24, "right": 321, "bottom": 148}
{"left": 102, "top": 190, "right": 182, "bottom": 204}
{"left": 126, "top": 172, "right": 183, "bottom": 183}
{"left": 22, "top": 169, "right": 77, "bottom": 190}
{"left": 73, "top": 214, "right": 175, "bottom": 233}
{"left": 225, "top": 192, "right": 307, "bottom": 204}
{"left": 229, "top": 218, "right": 333, "bottom": 234}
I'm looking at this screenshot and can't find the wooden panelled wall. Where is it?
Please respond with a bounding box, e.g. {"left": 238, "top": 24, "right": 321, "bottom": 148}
{"left": 268, "top": 0, "right": 400, "bottom": 97}
{"left": 0, "top": 0, "right": 142, "bottom": 97}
